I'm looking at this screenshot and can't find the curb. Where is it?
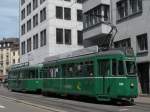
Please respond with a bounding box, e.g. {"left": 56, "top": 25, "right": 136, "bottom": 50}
{"left": 0, "top": 95, "right": 67, "bottom": 112}
{"left": 135, "top": 101, "right": 150, "bottom": 105}
{"left": 136, "top": 102, "right": 150, "bottom": 105}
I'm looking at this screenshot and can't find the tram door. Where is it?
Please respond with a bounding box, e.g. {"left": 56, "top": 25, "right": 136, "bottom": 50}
{"left": 100, "top": 59, "right": 110, "bottom": 95}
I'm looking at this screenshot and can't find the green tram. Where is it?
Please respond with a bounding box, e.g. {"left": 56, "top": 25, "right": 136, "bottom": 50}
{"left": 8, "top": 63, "right": 43, "bottom": 92}
{"left": 42, "top": 46, "right": 138, "bottom": 102}
{"left": 8, "top": 46, "right": 138, "bottom": 103}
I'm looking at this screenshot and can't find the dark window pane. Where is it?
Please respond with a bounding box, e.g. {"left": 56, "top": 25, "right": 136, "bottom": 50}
{"left": 64, "top": 8, "right": 71, "bottom": 20}
{"left": 77, "top": 10, "right": 83, "bottom": 21}
{"left": 56, "top": 28, "right": 63, "bottom": 44}
{"left": 56, "top": 6, "right": 63, "bottom": 19}
{"left": 77, "top": 31, "right": 83, "bottom": 45}
{"left": 65, "top": 29, "right": 71, "bottom": 45}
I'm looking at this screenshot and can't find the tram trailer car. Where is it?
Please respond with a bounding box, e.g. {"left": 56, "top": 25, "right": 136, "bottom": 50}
{"left": 42, "top": 47, "right": 138, "bottom": 102}
{"left": 8, "top": 64, "right": 43, "bottom": 93}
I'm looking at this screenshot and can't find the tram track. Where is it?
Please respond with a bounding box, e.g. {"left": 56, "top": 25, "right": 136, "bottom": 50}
{"left": 8, "top": 93, "right": 115, "bottom": 112}
{"left": 0, "top": 89, "right": 120, "bottom": 112}
{"left": 0, "top": 87, "right": 150, "bottom": 112}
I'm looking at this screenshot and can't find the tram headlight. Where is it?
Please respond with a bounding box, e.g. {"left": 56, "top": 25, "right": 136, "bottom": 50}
{"left": 130, "top": 83, "right": 134, "bottom": 88}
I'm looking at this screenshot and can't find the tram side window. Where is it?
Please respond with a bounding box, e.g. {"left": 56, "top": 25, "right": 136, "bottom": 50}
{"left": 17, "top": 71, "right": 20, "bottom": 79}
{"left": 22, "top": 71, "right": 26, "bottom": 79}
{"left": 48, "top": 67, "right": 59, "bottom": 78}
{"left": 10, "top": 71, "right": 16, "bottom": 79}
{"left": 64, "top": 64, "right": 74, "bottom": 77}
{"left": 48, "top": 68, "right": 53, "bottom": 78}
{"left": 68, "top": 65, "right": 74, "bottom": 76}
{"left": 76, "top": 63, "right": 84, "bottom": 77}
{"left": 14, "top": 72, "right": 17, "bottom": 79}
{"left": 118, "top": 61, "right": 124, "bottom": 75}
{"left": 9, "top": 72, "right": 12, "bottom": 79}
{"left": 20, "top": 71, "right": 23, "bottom": 79}
{"left": 100, "top": 60, "right": 110, "bottom": 76}
{"left": 85, "top": 61, "right": 94, "bottom": 77}
{"left": 35, "top": 69, "right": 38, "bottom": 78}
{"left": 29, "top": 70, "right": 36, "bottom": 79}
{"left": 126, "top": 61, "right": 136, "bottom": 75}
{"left": 112, "top": 59, "right": 117, "bottom": 76}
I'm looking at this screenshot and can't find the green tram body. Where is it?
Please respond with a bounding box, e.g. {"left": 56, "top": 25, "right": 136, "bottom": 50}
{"left": 8, "top": 65, "right": 43, "bottom": 92}
{"left": 8, "top": 48, "right": 138, "bottom": 102}
{"left": 42, "top": 49, "right": 138, "bottom": 101}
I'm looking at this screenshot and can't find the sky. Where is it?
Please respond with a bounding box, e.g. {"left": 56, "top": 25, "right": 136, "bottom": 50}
{"left": 0, "top": 0, "right": 19, "bottom": 38}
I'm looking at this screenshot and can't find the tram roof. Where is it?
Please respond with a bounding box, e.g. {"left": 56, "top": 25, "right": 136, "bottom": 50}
{"left": 10, "top": 63, "right": 43, "bottom": 70}
{"left": 44, "top": 46, "right": 134, "bottom": 64}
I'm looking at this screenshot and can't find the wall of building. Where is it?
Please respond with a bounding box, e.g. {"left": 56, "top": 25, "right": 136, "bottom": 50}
{"left": 82, "top": 0, "right": 112, "bottom": 47}
{"left": 83, "top": 0, "right": 150, "bottom": 94}
{"left": 112, "top": 0, "right": 150, "bottom": 62}
{"left": 112, "top": 0, "right": 150, "bottom": 94}
{"left": 20, "top": 0, "right": 83, "bottom": 65}
{"left": 0, "top": 39, "right": 19, "bottom": 81}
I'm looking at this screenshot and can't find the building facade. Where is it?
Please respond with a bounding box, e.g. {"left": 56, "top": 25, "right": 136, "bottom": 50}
{"left": 112, "top": 0, "right": 149, "bottom": 94}
{"left": 83, "top": 0, "right": 111, "bottom": 47}
{"left": 20, "top": 0, "right": 84, "bottom": 65}
{"left": 83, "top": 0, "right": 150, "bottom": 94}
{"left": 0, "top": 38, "right": 20, "bottom": 81}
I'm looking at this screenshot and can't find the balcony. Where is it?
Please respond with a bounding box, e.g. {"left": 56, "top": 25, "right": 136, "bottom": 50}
{"left": 83, "top": 22, "right": 112, "bottom": 40}
{"left": 83, "top": 0, "right": 111, "bottom": 47}
{"left": 83, "top": 0, "right": 110, "bottom": 13}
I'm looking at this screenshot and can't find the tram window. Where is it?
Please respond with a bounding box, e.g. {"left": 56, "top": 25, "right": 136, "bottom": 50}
{"left": 112, "top": 60, "right": 117, "bottom": 76}
{"left": 24, "top": 70, "right": 28, "bottom": 79}
{"left": 20, "top": 72, "right": 23, "bottom": 79}
{"left": 100, "top": 60, "right": 110, "bottom": 76}
{"left": 55, "top": 68, "right": 59, "bottom": 77}
{"left": 64, "top": 65, "right": 68, "bottom": 77}
{"left": 118, "top": 61, "right": 124, "bottom": 75}
{"left": 53, "top": 68, "right": 58, "bottom": 78}
{"left": 126, "top": 61, "right": 136, "bottom": 75}
{"left": 76, "top": 63, "right": 84, "bottom": 77}
{"left": 85, "top": 61, "right": 94, "bottom": 77}
{"left": 17, "top": 71, "right": 20, "bottom": 79}
{"left": 64, "top": 64, "right": 74, "bottom": 77}
{"left": 15, "top": 72, "right": 17, "bottom": 79}
{"left": 68, "top": 65, "right": 74, "bottom": 77}
{"left": 10, "top": 72, "right": 14, "bottom": 79}
{"left": 30, "top": 70, "right": 36, "bottom": 78}
{"left": 49, "top": 68, "right": 54, "bottom": 78}
{"left": 48, "top": 67, "right": 59, "bottom": 78}
{"left": 69, "top": 67, "right": 73, "bottom": 72}
{"left": 22, "top": 71, "right": 25, "bottom": 78}
{"left": 36, "top": 70, "right": 38, "bottom": 78}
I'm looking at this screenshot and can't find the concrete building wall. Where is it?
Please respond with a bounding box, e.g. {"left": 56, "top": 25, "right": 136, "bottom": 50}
{"left": 82, "top": 0, "right": 112, "bottom": 47}
{"left": 112, "top": 0, "right": 150, "bottom": 94}
{"left": 20, "top": 0, "right": 83, "bottom": 65}
{"left": 83, "top": 0, "right": 150, "bottom": 94}
{"left": 0, "top": 38, "right": 19, "bottom": 81}
{"left": 112, "top": 0, "right": 150, "bottom": 62}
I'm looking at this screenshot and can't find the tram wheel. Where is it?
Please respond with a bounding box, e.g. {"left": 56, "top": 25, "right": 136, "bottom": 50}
{"left": 129, "top": 98, "right": 135, "bottom": 105}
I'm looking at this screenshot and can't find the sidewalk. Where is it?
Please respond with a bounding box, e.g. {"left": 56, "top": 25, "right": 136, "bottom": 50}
{"left": 135, "top": 96, "right": 150, "bottom": 104}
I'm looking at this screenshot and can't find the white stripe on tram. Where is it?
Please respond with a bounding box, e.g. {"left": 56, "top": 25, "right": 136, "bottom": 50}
{"left": 8, "top": 77, "right": 127, "bottom": 81}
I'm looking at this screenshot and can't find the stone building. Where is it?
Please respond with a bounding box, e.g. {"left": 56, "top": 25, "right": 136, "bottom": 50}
{"left": 83, "top": 0, "right": 149, "bottom": 94}
{"left": 20, "top": 0, "right": 84, "bottom": 65}
{"left": 0, "top": 38, "right": 20, "bottom": 81}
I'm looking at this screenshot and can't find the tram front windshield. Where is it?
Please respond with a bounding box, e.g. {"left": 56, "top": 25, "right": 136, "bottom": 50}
{"left": 126, "top": 61, "right": 136, "bottom": 75}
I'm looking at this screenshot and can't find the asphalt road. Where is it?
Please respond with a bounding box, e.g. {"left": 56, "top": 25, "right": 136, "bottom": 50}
{"left": 0, "top": 86, "right": 150, "bottom": 112}
{"left": 0, "top": 95, "right": 57, "bottom": 112}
